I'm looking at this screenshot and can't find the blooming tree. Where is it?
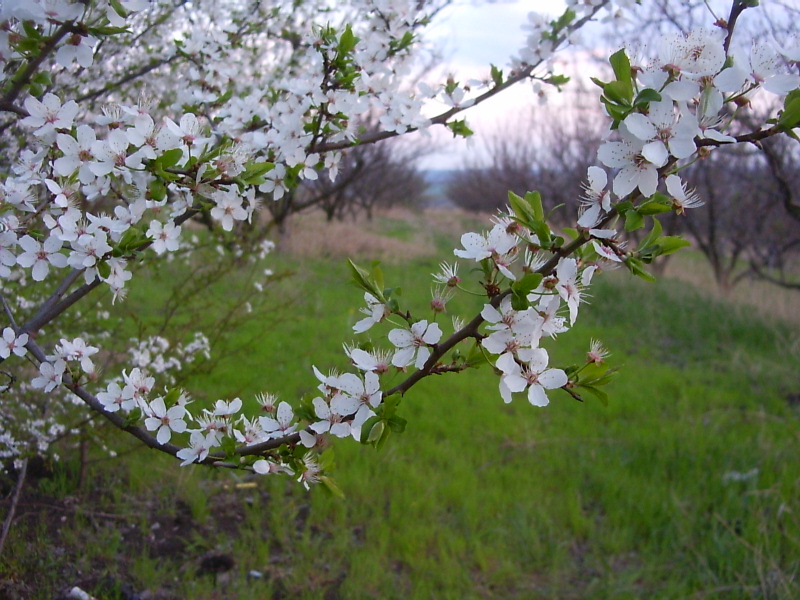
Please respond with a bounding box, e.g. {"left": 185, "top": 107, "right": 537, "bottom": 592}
{"left": 0, "top": 0, "right": 799, "bottom": 492}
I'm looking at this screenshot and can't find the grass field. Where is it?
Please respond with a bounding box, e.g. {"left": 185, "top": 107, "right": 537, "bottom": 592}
{"left": 2, "top": 209, "right": 799, "bottom": 600}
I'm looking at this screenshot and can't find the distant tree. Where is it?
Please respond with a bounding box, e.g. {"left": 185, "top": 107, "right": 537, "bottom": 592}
{"left": 305, "top": 123, "right": 431, "bottom": 222}
{"left": 599, "top": 0, "right": 800, "bottom": 291}
{"left": 445, "top": 85, "right": 605, "bottom": 223}
{"left": 745, "top": 136, "right": 800, "bottom": 290}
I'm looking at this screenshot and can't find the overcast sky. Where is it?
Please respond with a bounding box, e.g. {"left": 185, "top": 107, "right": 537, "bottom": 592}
{"left": 421, "top": 1, "right": 571, "bottom": 169}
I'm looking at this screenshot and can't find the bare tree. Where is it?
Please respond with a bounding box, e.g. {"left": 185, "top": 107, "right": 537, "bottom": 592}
{"left": 445, "top": 82, "right": 605, "bottom": 224}
{"left": 594, "top": 0, "right": 800, "bottom": 291}
{"left": 746, "top": 136, "right": 800, "bottom": 290}
{"left": 304, "top": 125, "right": 431, "bottom": 222}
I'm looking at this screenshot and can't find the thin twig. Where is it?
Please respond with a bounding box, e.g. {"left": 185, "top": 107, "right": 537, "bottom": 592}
{"left": 312, "top": 2, "right": 610, "bottom": 153}
{"left": 0, "top": 458, "right": 28, "bottom": 559}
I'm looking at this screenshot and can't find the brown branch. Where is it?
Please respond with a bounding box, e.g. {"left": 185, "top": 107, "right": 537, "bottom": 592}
{"left": 22, "top": 208, "right": 201, "bottom": 336}
{"left": 76, "top": 54, "right": 182, "bottom": 103}
{"left": 0, "top": 458, "right": 28, "bottom": 560}
{"left": 723, "top": 0, "right": 756, "bottom": 54}
{"left": 3, "top": 23, "right": 71, "bottom": 105}
{"left": 696, "top": 125, "right": 783, "bottom": 149}
{"left": 311, "top": 2, "right": 611, "bottom": 153}
{"left": 0, "top": 101, "right": 27, "bottom": 117}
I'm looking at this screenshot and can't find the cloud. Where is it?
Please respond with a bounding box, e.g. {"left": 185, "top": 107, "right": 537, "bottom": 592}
{"left": 428, "top": 1, "right": 567, "bottom": 75}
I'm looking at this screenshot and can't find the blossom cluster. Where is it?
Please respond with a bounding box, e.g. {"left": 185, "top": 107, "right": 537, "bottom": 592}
{"left": 592, "top": 29, "right": 799, "bottom": 220}
{"left": 0, "top": 0, "right": 798, "bottom": 487}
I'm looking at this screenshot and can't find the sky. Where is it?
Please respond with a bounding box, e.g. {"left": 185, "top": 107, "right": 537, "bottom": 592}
{"left": 421, "top": 0, "right": 573, "bottom": 169}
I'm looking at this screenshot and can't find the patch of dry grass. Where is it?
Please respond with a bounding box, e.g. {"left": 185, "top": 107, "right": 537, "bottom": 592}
{"left": 279, "top": 207, "right": 799, "bottom": 326}
{"left": 662, "top": 252, "right": 800, "bottom": 326}
{"left": 276, "top": 207, "right": 484, "bottom": 262}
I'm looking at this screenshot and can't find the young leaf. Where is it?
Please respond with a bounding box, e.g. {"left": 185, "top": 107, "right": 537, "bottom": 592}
{"left": 512, "top": 272, "right": 544, "bottom": 297}
{"left": 778, "top": 90, "right": 800, "bottom": 130}
{"left": 624, "top": 209, "right": 644, "bottom": 231}
{"left": 625, "top": 256, "right": 656, "bottom": 282}
{"left": 446, "top": 119, "right": 474, "bottom": 138}
{"left": 609, "top": 48, "right": 633, "bottom": 98}
{"left": 655, "top": 236, "right": 691, "bottom": 256}
{"left": 603, "top": 81, "right": 633, "bottom": 106}
{"left": 338, "top": 25, "right": 359, "bottom": 55}
{"left": 578, "top": 385, "right": 609, "bottom": 406}
{"left": 633, "top": 88, "right": 662, "bottom": 107}
{"left": 524, "top": 191, "right": 545, "bottom": 221}
{"left": 490, "top": 64, "right": 504, "bottom": 87}
{"left": 319, "top": 475, "right": 345, "bottom": 499}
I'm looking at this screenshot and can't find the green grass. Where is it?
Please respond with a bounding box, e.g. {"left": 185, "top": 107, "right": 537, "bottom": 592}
{"left": 3, "top": 222, "right": 799, "bottom": 599}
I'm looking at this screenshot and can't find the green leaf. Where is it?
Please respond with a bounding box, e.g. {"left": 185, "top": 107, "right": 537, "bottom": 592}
{"left": 512, "top": 272, "right": 543, "bottom": 297}
{"left": 360, "top": 416, "right": 381, "bottom": 444}
{"left": 640, "top": 217, "right": 663, "bottom": 247}
{"left": 633, "top": 88, "right": 662, "bottom": 107}
{"left": 465, "top": 341, "right": 489, "bottom": 368}
{"left": 22, "top": 22, "right": 42, "bottom": 40}
{"left": 371, "top": 263, "right": 384, "bottom": 293}
{"left": 544, "top": 74, "right": 570, "bottom": 88}
{"left": 114, "top": 226, "right": 150, "bottom": 256}
{"left": 338, "top": 25, "right": 359, "bottom": 55}
{"left": 578, "top": 385, "right": 609, "bottom": 406}
{"left": 603, "top": 81, "right": 633, "bottom": 106}
{"left": 778, "top": 90, "right": 800, "bottom": 130}
{"left": 615, "top": 200, "right": 634, "bottom": 213}
{"left": 530, "top": 221, "right": 552, "bottom": 249}
{"left": 625, "top": 256, "right": 656, "bottom": 282}
{"left": 637, "top": 201, "right": 672, "bottom": 216}
{"left": 446, "top": 119, "right": 474, "bottom": 138}
{"left": 578, "top": 364, "right": 620, "bottom": 387}
{"left": 655, "top": 236, "right": 691, "bottom": 256}
{"left": 220, "top": 436, "right": 237, "bottom": 458}
{"left": 387, "top": 415, "right": 407, "bottom": 433}
{"left": 347, "top": 259, "right": 384, "bottom": 301}
{"left": 602, "top": 101, "right": 630, "bottom": 126}
{"left": 375, "top": 424, "right": 392, "bottom": 450}
{"left": 624, "top": 209, "right": 644, "bottom": 232}
{"left": 388, "top": 31, "right": 415, "bottom": 55}
{"left": 87, "top": 26, "right": 131, "bottom": 36}
{"left": 490, "top": 64, "right": 504, "bottom": 87}
{"left": 241, "top": 161, "right": 275, "bottom": 185}
{"left": 562, "top": 228, "right": 579, "bottom": 241}
{"left": 158, "top": 148, "right": 184, "bottom": 170}
{"left": 163, "top": 388, "right": 182, "bottom": 406}
{"left": 319, "top": 475, "right": 345, "bottom": 499}
{"left": 511, "top": 291, "right": 529, "bottom": 311}
{"left": 294, "top": 399, "right": 316, "bottom": 424}
{"left": 609, "top": 48, "right": 633, "bottom": 97}
{"left": 96, "top": 260, "right": 111, "bottom": 280}
{"left": 524, "top": 191, "right": 544, "bottom": 221}
{"left": 109, "top": 0, "right": 129, "bottom": 18}
{"left": 31, "top": 71, "right": 51, "bottom": 87}
{"left": 123, "top": 407, "right": 142, "bottom": 428}
{"left": 507, "top": 191, "right": 529, "bottom": 222}
{"left": 149, "top": 179, "right": 167, "bottom": 202}
{"left": 550, "top": 8, "right": 576, "bottom": 35}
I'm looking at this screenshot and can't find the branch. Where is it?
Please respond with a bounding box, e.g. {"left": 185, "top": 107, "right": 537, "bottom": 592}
{"left": 311, "top": 2, "right": 611, "bottom": 153}
{"left": 723, "top": 0, "right": 756, "bottom": 54}
{"left": 696, "top": 125, "right": 783, "bottom": 149}
{"left": 0, "top": 458, "right": 27, "bottom": 560}
{"left": 75, "top": 54, "right": 182, "bottom": 103}
{"left": 746, "top": 261, "right": 800, "bottom": 290}
{"left": 22, "top": 208, "right": 201, "bottom": 336}
{"left": 2, "top": 22, "right": 71, "bottom": 105}
{"left": 0, "top": 101, "right": 27, "bottom": 117}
